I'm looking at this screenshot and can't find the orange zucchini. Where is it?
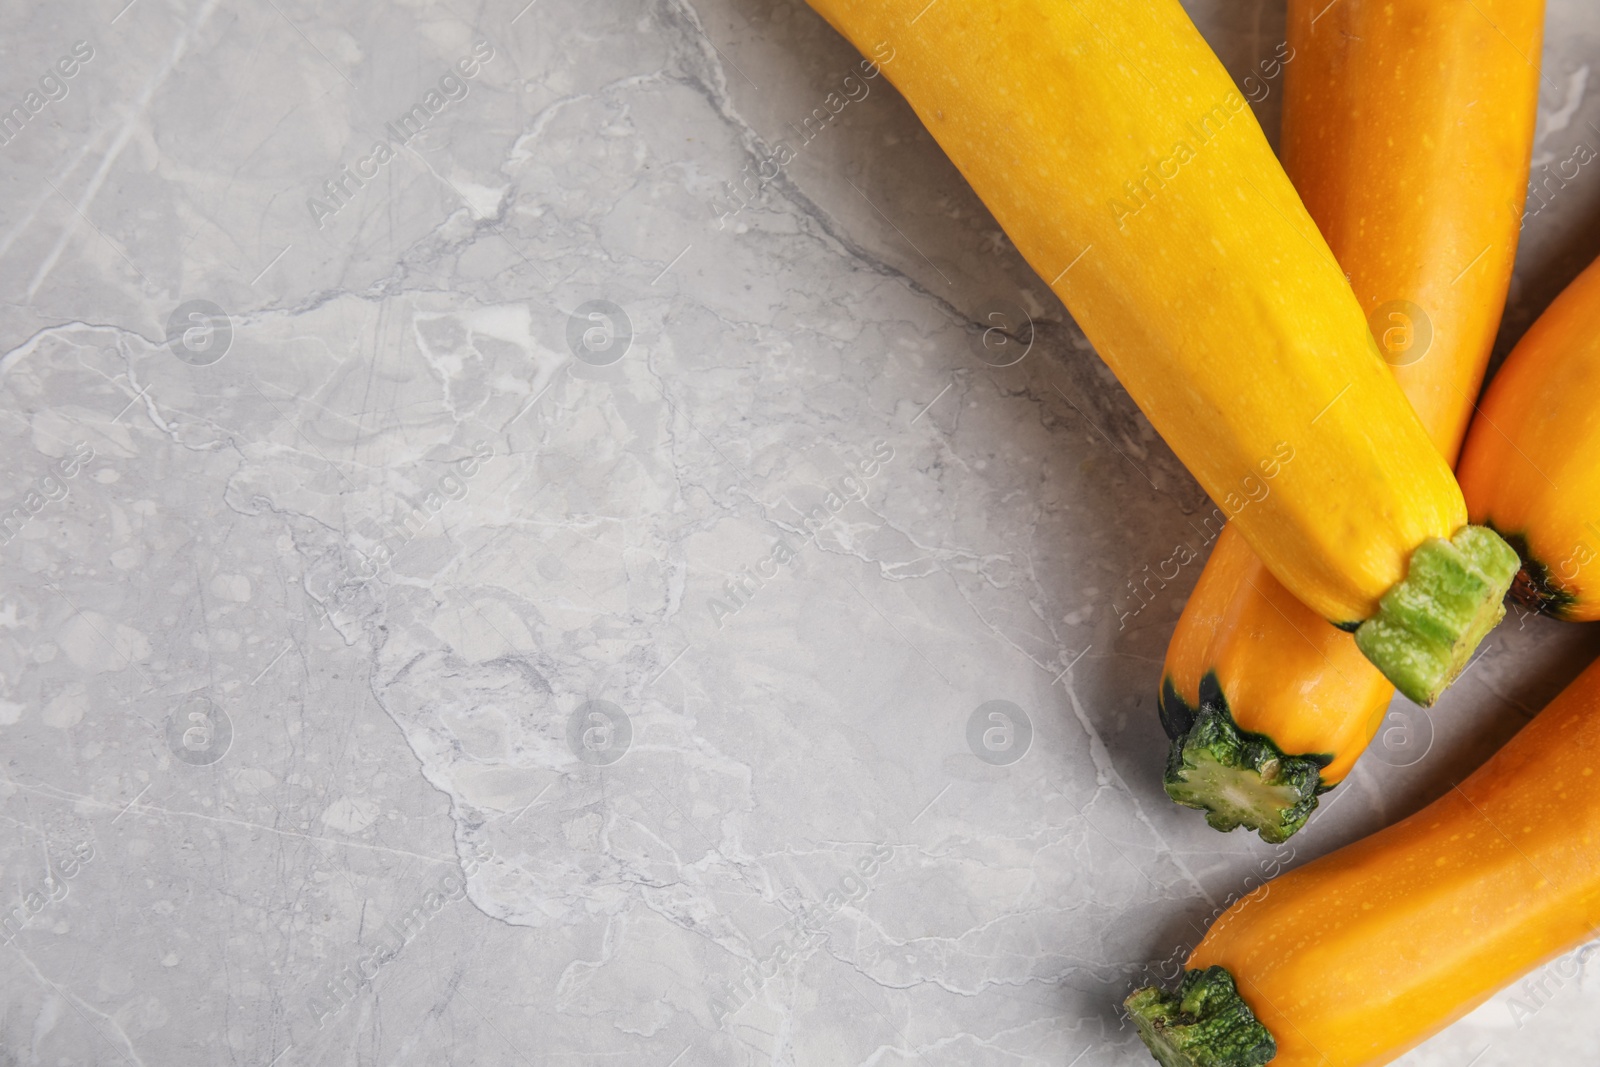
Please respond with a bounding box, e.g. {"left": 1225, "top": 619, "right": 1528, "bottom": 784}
{"left": 1128, "top": 653, "right": 1600, "bottom": 1066}
{"left": 1161, "top": 0, "right": 1544, "bottom": 840}
{"left": 798, "top": 0, "right": 1519, "bottom": 705}
{"left": 1458, "top": 251, "right": 1600, "bottom": 621}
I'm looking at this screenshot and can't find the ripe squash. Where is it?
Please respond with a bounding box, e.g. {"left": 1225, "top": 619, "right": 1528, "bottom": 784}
{"left": 1161, "top": 0, "right": 1544, "bottom": 841}
{"left": 1458, "top": 251, "right": 1600, "bottom": 622}
{"left": 799, "top": 0, "right": 1518, "bottom": 704}
{"left": 1129, "top": 653, "right": 1600, "bottom": 1066}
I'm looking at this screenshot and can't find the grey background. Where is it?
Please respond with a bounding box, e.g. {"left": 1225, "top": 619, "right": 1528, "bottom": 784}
{"left": 1, "top": 0, "right": 1598, "bottom": 1063}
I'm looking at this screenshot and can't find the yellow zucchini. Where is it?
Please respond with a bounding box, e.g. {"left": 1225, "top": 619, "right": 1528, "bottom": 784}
{"left": 800, "top": 0, "right": 1518, "bottom": 704}
{"left": 1161, "top": 0, "right": 1544, "bottom": 840}
{"left": 1458, "top": 252, "right": 1600, "bottom": 621}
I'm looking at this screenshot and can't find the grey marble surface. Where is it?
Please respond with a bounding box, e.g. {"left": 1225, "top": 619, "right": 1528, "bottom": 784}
{"left": 2, "top": 0, "right": 1600, "bottom": 1064}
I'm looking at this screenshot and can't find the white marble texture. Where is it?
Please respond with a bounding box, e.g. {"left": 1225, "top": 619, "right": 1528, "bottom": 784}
{"left": 2, "top": 0, "right": 1600, "bottom": 1063}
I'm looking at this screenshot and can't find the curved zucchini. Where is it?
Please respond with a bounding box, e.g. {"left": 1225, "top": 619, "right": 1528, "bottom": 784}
{"left": 800, "top": 0, "right": 1517, "bottom": 702}
{"left": 1162, "top": 0, "right": 1544, "bottom": 838}
{"left": 1458, "top": 252, "right": 1600, "bottom": 621}
{"left": 1130, "top": 653, "right": 1600, "bottom": 1066}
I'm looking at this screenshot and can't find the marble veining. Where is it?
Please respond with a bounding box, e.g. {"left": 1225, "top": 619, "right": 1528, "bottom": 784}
{"left": 2, "top": 0, "right": 1600, "bottom": 1063}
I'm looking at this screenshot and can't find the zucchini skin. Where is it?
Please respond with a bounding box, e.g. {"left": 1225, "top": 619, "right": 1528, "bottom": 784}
{"left": 1161, "top": 0, "right": 1543, "bottom": 833}
{"left": 1182, "top": 654, "right": 1600, "bottom": 1066}
{"left": 1458, "top": 252, "right": 1600, "bottom": 622}
{"left": 799, "top": 0, "right": 1469, "bottom": 627}
{"left": 1163, "top": 525, "right": 1394, "bottom": 792}
{"left": 1290, "top": 0, "right": 1543, "bottom": 464}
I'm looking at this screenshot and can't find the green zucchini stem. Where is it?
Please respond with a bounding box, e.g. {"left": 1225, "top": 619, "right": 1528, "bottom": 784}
{"left": 1494, "top": 528, "right": 1581, "bottom": 619}
{"left": 1354, "top": 525, "right": 1520, "bottom": 706}
{"left": 1160, "top": 676, "right": 1330, "bottom": 844}
{"left": 1125, "top": 966, "right": 1277, "bottom": 1067}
